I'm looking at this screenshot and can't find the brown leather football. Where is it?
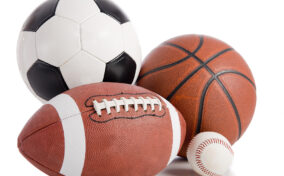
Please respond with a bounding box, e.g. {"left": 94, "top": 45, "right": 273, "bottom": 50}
{"left": 18, "top": 83, "right": 186, "bottom": 176}
{"left": 137, "top": 35, "right": 256, "bottom": 157}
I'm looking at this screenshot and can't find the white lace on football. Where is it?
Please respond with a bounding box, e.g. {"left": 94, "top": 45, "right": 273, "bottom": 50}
{"left": 93, "top": 97, "right": 162, "bottom": 116}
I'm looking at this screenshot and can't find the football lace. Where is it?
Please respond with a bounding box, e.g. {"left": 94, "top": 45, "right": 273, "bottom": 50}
{"left": 93, "top": 97, "right": 162, "bottom": 116}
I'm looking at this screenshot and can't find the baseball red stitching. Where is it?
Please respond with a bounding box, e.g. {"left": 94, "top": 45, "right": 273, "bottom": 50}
{"left": 195, "top": 138, "right": 234, "bottom": 176}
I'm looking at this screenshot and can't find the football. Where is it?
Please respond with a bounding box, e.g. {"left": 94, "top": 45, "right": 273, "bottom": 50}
{"left": 17, "top": 0, "right": 141, "bottom": 102}
{"left": 18, "top": 83, "right": 186, "bottom": 176}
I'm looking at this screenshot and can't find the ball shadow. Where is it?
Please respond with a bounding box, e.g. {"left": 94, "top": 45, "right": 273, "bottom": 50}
{"left": 157, "top": 157, "right": 236, "bottom": 176}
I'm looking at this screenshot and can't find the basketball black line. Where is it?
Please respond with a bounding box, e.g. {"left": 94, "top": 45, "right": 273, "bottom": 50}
{"left": 166, "top": 42, "right": 253, "bottom": 139}
{"left": 215, "top": 78, "right": 242, "bottom": 138}
{"left": 196, "top": 70, "right": 255, "bottom": 137}
{"left": 218, "top": 70, "right": 256, "bottom": 88}
{"left": 137, "top": 36, "right": 204, "bottom": 81}
{"left": 167, "top": 43, "right": 233, "bottom": 68}
{"left": 167, "top": 43, "right": 244, "bottom": 138}
{"left": 196, "top": 76, "right": 215, "bottom": 134}
{"left": 166, "top": 48, "right": 233, "bottom": 100}
{"left": 193, "top": 51, "right": 243, "bottom": 138}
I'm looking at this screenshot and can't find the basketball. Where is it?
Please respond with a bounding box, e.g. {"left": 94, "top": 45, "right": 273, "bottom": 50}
{"left": 137, "top": 35, "right": 256, "bottom": 157}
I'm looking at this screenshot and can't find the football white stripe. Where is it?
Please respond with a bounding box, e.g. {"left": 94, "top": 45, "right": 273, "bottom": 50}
{"left": 160, "top": 97, "right": 182, "bottom": 165}
{"left": 49, "top": 94, "right": 86, "bottom": 176}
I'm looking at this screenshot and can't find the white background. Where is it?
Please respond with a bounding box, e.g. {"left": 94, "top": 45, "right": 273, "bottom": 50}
{"left": 0, "top": 0, "right": 283, "bottom": 175}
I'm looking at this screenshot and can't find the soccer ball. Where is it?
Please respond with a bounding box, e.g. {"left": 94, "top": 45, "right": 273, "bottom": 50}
{"left": 17, "top": 0, "right": 141, "bottom": 102}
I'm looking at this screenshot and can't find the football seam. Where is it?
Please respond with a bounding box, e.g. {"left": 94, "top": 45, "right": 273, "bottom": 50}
{"left": 20, "top": 104, "right": 167, "bottom": 141}
{"left": 84, "top": 92, "right": 158, "bottom": 107}
{"left": 20, "top": 121, "right": 59, "bottom": 144}
{"left": 19, "top": 146, "right": 62, "bottom": 175}
{"left": 19, "top": 110, "right": 91, "bottom": 143}
{"left": 88, "top": 108, "right": 167, "bottom": 123}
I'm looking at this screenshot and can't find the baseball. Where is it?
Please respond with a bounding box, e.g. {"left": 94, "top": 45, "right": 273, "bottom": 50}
{"left": 187, "top": 132, "right": 234, "bottom": 176}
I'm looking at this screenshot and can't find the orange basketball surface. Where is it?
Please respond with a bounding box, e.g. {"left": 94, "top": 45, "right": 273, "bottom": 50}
{"left": 137, "top": 35, "right": 256, "bottom": 157}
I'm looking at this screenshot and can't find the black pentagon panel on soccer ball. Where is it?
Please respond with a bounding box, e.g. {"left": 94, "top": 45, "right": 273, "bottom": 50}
{"left": 27, "top": 60, "right": 69, "bottom": 101}
{"left": 94, "top": 0, "right": 129, "bottom": 24}
{"left": 103, "top": 52, "right": 137, "bottom": 84}
{"left": 22, "top": 0, "right": 59, "bottom": 32}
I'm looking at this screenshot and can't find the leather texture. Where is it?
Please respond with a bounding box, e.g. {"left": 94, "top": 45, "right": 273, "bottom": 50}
{"left": 137, "top": 35, "right": 256, "bottom": 157}
{"left": 60, "top": 51, "right": 106, "bottom": 89}
{"left": 103, "top": 52, "right": 137, "bottom": 84}
{"left": 18, "top": 0, "right": 141, "bottom": 102}
{"left": 95, "top": 0, "right": 130, "bottom": 24}
{"left": 36, "top": 16, "right": 81, "bottom": 67}
{"left": 18, "top": 83, "right": 186, "bottom": 176}
{"left": 56, "top": 0, "right": 100, "bottom": 23}
{"left": 80, "top": 12, "right": 124, "bottom": 62}
{"left": 27, "top": 60, "right": 69, "bottom": 101}
{"left": 22, "top": 0, "right": 59, "bottom": 32}
{"left": 18, "top": 104, "right": 64, "bottom": 175}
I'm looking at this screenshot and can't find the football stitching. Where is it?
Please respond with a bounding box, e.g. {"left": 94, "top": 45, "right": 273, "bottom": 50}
{"left": 93, "top": 97, "right": 162, "bottom": 116}
{"left": 195, "top": 138, "right": 234, "bottom": 176}
{"left": 88, "top": 108, "right": 166, "bottom": 123}
{"left": 22, "top": 92, "right": 167, "bottom": 141}
{"left": 86, "top": 93, "right": 167, "bottom": 123}
{"left": 84, "top": 92, "right": 158, "bottom": 107}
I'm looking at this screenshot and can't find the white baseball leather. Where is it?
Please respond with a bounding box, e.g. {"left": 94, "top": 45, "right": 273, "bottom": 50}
{"left": 187, "top": 132, "right": 234, "bottom": 176}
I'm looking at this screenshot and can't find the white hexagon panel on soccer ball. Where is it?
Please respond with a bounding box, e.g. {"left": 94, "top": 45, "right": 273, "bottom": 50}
{"left": 122, "top": 22, "right": 142, "bottom": 83}
{"left": 36, "top": 16, "right": 81, "bottom": 67}
{"left": 17, "top": 32, "right": 37, "bottom": 78}
{"left": 81, "top": 13, "right": 124, "bottom": 63}
{"left": 56, "top": 0, "right": 100, "bottom": 23}
{"left": 60, "top": 51, "right": 106, "bottom": 89}
{"left": 17, "top": 31, "right": 46, "bottom": 103}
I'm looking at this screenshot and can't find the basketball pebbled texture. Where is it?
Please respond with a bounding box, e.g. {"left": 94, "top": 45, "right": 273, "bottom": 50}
{"left": 137, "top": 35, "right": 256, "bottom": 157}
{"left": 18, "top": 83, "right": 186, "bottom": 176}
